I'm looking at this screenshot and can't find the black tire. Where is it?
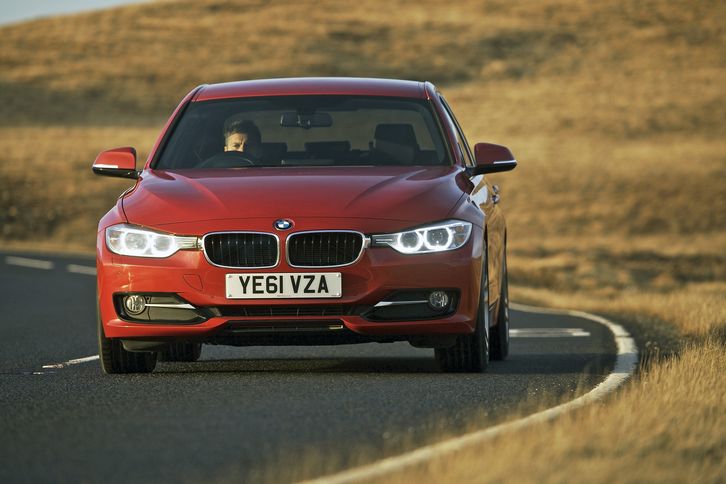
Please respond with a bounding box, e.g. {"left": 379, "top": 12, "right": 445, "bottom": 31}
{"left": 490, "top": 250, "right": 510, "bottom": 360}
{"left": 435, "top": 259, "right": 490, "bottom": 373}
{"left": 159, "top": 343, "right": 202, "bottom": 362}
{"left": 98, "top": 308, "right": 157, "bottom": 374}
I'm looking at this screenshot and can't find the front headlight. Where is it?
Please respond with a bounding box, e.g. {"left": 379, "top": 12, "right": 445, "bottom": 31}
{"left": 105, "top": 224, "right": 199, "bottom": 258}
{"left": 371, "top": 220, "right": 473, "bottom": 254}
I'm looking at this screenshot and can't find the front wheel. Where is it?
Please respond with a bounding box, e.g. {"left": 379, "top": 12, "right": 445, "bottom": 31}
{"left": 490, "top": 250, "right": 510, "bottom": 360}
{"left": 435, "top": 260, "right": 490, "bottom": 373}
{"left": 98, "top": 309, "right": 157, "bottom": 374}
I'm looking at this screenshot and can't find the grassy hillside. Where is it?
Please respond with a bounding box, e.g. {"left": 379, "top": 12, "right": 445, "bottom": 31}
{"left": 1, "top": 0, "right": 723, "bottom": 243}
{"left": 0, "top": 0, "right": 724, "bottom": 481}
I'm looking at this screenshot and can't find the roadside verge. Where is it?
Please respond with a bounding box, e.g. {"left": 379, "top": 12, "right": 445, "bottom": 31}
{"left": 305, "top": 303, "right": 638, "bottom": 484}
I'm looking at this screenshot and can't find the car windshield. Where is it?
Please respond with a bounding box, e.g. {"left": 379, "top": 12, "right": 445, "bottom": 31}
{"left": 154, "top": 95, "right": 450, "bottom": 169}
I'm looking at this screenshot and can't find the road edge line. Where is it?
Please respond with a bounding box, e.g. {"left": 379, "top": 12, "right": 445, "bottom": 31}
{"left": 42, "top": 355, "right": 99, "bottom": 369}
{"left": 302, "top": 303, "right": 638, "bottom": 484}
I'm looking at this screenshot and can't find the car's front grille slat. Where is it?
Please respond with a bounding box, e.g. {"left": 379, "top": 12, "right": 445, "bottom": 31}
{"left": 204, "top": 232, "right": 278, "bottom": 268}
{"left": 288, "top": 231, "right": 363, "bottom": 267}
{"left": 205, "top": 231, "right": 361, "bottom": 268}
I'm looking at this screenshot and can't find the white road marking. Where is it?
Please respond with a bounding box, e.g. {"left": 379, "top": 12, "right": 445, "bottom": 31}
{"left": 5, "top": 256, "right": 95, "bottom": 371}
{"left": 5, "top": 256, "right": 54, "bottom": 270}
{"left": 66, "top": 264, "right": 96, "bottom": 276}
{"left": 42, "top": 355, "right": 99, "bottom": 369}
{"left": 511, "top": 328, "right": 590, "bottom": 337}
{"left": 304, "top": 303, "right": 638, "bottom": 484}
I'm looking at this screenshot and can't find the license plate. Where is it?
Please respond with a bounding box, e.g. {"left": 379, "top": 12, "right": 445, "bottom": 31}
{"left": 225, "top": 273, "right": 342, "bottom": 299}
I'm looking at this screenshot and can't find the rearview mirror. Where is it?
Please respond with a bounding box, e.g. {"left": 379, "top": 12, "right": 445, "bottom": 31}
{"left": 92, "top": 147, "right": 138, "bottom": 179}
{"left": 280, "top": 112, "right": 333, "bottom": 129}
{"left": 468, "top": 143, "right": 517, "bottom": 176}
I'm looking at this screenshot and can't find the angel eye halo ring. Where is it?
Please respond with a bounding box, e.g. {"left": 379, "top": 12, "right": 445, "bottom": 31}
{"left": 105, "top": 224, "right": 199, "bottom": 258}
{"left": 371, "top": 220, "right": 472, "bottom": 254}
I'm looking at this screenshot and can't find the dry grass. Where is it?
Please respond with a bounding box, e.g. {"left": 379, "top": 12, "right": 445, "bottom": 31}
{"left": 0, "top": 126, "right": 157, "bottom": 245}
{"left": 0, "top": 0, "right": 724, "bottom": 481}
{"left": 377, "top": 338, "right": 726, "bottom": 484}
{"left": 1, "top": 0, "right": 724, "bottom": 244}
{"left": 506, "top": 232, "right": 726, "bottom": 341}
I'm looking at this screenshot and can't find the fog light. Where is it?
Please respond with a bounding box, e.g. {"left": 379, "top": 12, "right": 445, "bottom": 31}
{"left": 428, "top": 291, "right": 450, "bottom": 311}
{"left": 124, "top": 295, "right": 146, "bottom": 315}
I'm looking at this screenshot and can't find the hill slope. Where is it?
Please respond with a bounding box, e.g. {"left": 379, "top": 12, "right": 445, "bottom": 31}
{"left": 0, "top": 0, "right": 722, "bottom": 128}
{"left": 0, "top": 0, "right": 724, "bottom": 481}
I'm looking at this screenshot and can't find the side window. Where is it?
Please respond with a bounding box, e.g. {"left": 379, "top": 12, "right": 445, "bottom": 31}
{"left": 439, "top": 95, "right": 475, "bottom": 167}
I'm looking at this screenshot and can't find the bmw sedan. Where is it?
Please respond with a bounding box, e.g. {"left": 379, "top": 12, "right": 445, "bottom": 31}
{"left": 93, "top": 77, "right": 517, "bottom": 374}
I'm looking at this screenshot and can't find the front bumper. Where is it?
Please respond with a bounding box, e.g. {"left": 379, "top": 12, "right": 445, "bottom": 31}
{"left": 97, "top": 221, "right": 484, "bottom": 341}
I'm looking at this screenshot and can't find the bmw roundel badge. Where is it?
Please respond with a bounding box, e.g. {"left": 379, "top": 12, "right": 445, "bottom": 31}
{"left": 274, "top": 219, "right": 293, "bottom": 231}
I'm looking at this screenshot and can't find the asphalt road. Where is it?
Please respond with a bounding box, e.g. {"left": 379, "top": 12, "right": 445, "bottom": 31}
{"left": 0, "top": 251, "right": 617, "bottom": 483}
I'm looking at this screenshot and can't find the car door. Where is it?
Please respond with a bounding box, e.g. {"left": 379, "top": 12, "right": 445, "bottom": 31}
{"left": 438, "top": 95, "right": 505, "bottom": 307}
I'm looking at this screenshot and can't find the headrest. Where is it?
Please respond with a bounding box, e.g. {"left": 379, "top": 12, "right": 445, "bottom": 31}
{"left": 372, "top": 124, "right": 419, "bottom": 164}
{"left": 374, "top": 124, "right": 419, "bottom": 148}
{"left": 260, "top": 142, "right": 288, "bottom": 162}
{"left": 305, "top": 141, "right": 351, "bottom": 158}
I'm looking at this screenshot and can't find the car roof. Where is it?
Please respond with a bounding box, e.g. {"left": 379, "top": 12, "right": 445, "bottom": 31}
{"left": 194, "top": 77, "right": 430, "bottom": 102}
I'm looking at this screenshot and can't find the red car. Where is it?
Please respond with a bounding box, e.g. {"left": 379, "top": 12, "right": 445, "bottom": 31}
{"left": 93, "top": 77, "right": 517, "bottom": 374}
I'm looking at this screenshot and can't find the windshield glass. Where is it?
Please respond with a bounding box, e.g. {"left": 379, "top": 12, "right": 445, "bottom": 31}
{"left": 154, "top": 96, "right": 450, "bottom": 169}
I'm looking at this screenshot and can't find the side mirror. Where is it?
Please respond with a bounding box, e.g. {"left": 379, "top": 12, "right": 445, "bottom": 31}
{"left": 468, "top": 143, "right": 517, "bottom": 176}
{"left": 92, "top": 147, "right": 138, "bottom": 179}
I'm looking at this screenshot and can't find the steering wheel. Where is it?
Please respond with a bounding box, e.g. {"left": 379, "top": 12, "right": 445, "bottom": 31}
{"left": 199, "top": 151, "right": 256, "bottom": 168}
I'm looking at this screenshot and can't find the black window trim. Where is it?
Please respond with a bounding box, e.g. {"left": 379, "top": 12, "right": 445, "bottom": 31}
{"left": 149, "top": 85, "right": 205, "bottom": 169}
{"left": 438, "top": 94, "right": 476, "bottom": 168}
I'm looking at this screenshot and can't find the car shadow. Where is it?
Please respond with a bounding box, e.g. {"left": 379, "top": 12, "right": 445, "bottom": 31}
{"left": 156, "top": 356, "right": 440, "bottom": 374}
{"left": 153, "top": 352, "right": 615, "bottom": 376}
{"left": 489, "top": 352, "right": 616, "bottom": 376}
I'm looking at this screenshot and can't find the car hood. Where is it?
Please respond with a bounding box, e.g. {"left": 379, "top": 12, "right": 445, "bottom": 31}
{"left": 122, "top": 166, "right": 466, "bottom": 227}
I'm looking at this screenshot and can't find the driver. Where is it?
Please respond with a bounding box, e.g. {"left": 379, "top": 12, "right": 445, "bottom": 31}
{"left": 223, "top": 120, "right": 262, "bottom": 159}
